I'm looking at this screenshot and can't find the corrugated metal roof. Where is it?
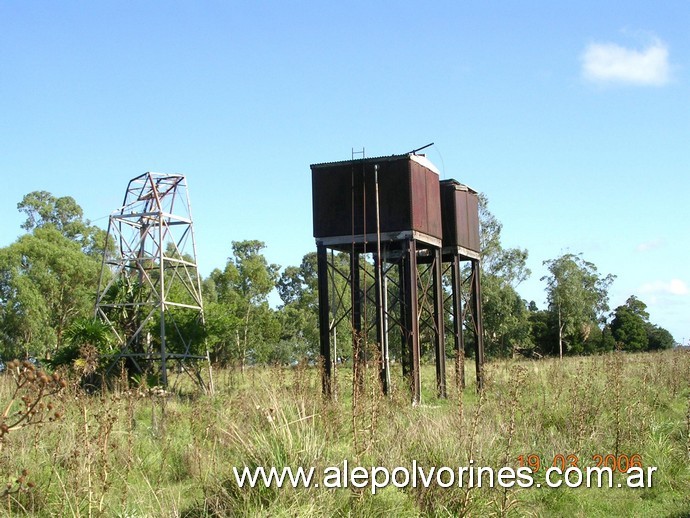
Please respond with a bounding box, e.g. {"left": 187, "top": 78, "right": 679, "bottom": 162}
{"left": 310, "top": 153, "right": 440, "bottom": 176}
{"left": 440, "top": 178, "right": 478, "bottom": 194}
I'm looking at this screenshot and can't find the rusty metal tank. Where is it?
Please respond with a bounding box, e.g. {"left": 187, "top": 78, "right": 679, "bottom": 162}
{"left": 311, "top": 154, "right": 442, "bottom": 246}
{"left": 439, "top": 179, "right": 480, "bottom": 258}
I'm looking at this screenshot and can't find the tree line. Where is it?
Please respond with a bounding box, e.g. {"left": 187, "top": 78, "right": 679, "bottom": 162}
{"left": 0, "top": 191, "right": 676, "bottom": 367}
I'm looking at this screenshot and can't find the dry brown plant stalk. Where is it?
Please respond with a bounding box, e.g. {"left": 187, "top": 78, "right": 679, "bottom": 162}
{"left": 0, "top": 360, "right": 67, "bottom": 452}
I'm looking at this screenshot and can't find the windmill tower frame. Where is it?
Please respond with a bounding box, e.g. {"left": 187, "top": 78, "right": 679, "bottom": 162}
{"left": 95, "top": 172, "right": 209, "bottom": 389}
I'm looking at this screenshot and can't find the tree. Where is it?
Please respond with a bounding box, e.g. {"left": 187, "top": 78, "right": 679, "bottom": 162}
{"left": 204, "top": 300, "right": 241, "bottom": 365}
{"left": 479, "top": 194, "right": 530, "bottom": 286}
{"left": 0, "top": 226, "right": 101, "bottom": 358}
{"left": 610, "top": 296, "right": 650, "bottom": 351}
{"left": 277, "top": 252, "right": 317, "bottom": 308}
{"left": 17, "top": 190, "right": 112, "bottom": 258}
{"left": 206, "top": 240, "right": 280, "bottom": 369}
{"left": 481, "top": 275, "right": 532, "bottom": 357}
{"left": 599, "top": 324, "right": 617, "bottom": 352}
{"left": 276, "top": 252, "right": 319, "bottom": 358}
{"left": 18, "top": 191, "right": 85, "bottom": 237}
{"left": 541, "top": 253, "right": 615, "bottom": 358}
{"left": 646, "top": 324, "right": 675, "bottom": 350}
{"left": 528, "top": 307, "right": 558, "bottom": 356}
{"left": 609, "top": 295, "right": 675, "bottom": 351}
{"left": 477, "top": 194, "right": 532, "bottom": 357}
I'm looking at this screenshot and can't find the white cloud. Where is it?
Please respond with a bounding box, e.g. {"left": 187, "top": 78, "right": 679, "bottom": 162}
{"left": 636, "top": 238, "right": 664, "bottom": 252}
{"left": 639, "top": 278, "right": 689, "bottom": 297}
{"left": 581, "top": 38, "right": 670, "bottom": 86}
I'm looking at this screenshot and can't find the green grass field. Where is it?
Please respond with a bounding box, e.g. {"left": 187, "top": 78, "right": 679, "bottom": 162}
{"left": 1, "top": 350, "right": 689, "bottom": 517}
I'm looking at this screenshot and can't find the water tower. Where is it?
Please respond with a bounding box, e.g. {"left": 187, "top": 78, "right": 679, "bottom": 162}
{"left": 311, "top": 152, "right": 447, "bottom": 404}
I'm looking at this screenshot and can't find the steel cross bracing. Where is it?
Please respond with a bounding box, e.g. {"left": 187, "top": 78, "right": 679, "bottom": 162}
{"left": 442, "top": 254, "right": 485, "bottom": 391}
{"left": 317, "top": 240, "right": 447, "bottom": 405}
{"left": 95, "top": 172, "right": 211, "bottom": 391}
{"left": 416, "top": 250, "right": 447, "bottom": 398}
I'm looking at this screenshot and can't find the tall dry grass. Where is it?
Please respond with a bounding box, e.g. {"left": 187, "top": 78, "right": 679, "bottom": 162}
{"left": 0, "top": 349, "right": 687, "bottom": 516}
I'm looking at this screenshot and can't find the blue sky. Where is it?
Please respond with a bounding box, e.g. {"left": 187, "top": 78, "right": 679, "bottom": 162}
{"left": 1, "top": 1, "right": 688, "bottom": 342}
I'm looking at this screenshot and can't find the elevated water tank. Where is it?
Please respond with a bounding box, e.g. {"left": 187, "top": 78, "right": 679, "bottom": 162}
{"left": 439, "top": 179, "right": 480, "bottom": 258}
{"left": 311, "top": 154, "right": 442, "bottom": 246}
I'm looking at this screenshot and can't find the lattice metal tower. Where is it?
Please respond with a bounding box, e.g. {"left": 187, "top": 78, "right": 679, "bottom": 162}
{"left": 95, "top": 172, "right": 208, "bottom": 388}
